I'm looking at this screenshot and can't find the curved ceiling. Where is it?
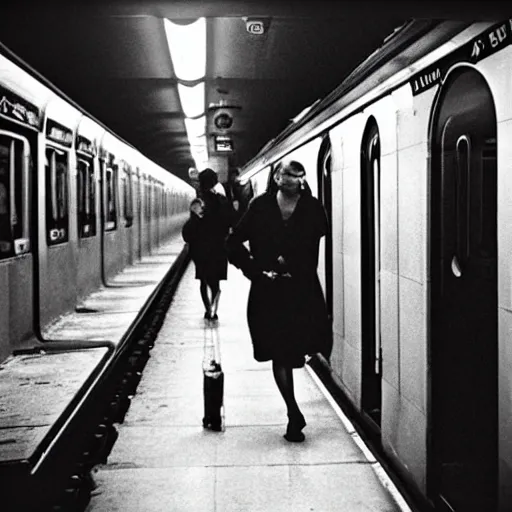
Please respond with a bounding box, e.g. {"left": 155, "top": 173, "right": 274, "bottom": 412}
{"left": 0, "top": 1, "right": 507, "bottom": 184}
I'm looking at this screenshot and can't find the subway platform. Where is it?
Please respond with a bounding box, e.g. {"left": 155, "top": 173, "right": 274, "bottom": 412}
{"left": 86, "top": 262, "right": 412, "bottom": 512}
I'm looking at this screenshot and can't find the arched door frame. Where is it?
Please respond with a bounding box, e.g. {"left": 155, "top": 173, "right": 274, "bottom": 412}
{"left": 427, "top": 64, "right": 498, "bottom": 512}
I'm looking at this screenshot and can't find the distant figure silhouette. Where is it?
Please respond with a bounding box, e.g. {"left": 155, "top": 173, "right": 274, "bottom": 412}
{"left": 222, "top": 167, "right": 254, "bottom": 226}
{"left": 182, "top": 168, "right": 232, "bottom": 320}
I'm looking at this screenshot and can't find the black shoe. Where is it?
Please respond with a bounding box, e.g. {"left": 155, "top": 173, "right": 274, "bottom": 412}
{"left": 283, "top": 412, "right": 306, "bottom": 442}
{"left": 203, "top": 416, "right": 222, "bottom": 431}
{"left": 204, "top": 311, "right": 211, "bottom": 320}
{"left": 211, "top": 313, "right": 218, "bottom": 321}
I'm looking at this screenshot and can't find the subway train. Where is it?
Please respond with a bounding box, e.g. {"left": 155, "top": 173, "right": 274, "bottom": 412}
{"left": 239, "top": 19, "right": 512, "bottom": 512}
{"left": 0, "top": 43, "right": 195, "bottom": 364}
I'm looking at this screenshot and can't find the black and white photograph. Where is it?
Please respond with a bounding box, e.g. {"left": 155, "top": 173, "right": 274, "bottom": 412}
{"left": 0, "top": 1, "right": 510, "bottom": 511}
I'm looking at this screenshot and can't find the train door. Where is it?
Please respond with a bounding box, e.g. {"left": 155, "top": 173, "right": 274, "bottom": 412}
{"left": 0, "top": 124, "right": 35, "bottom": 357}
{"left": 317, "top": 136, "right": 333, "bottom": 360}
{"left": 360, "top": 118, "right": 382, "bottom": 429}
{"left": 40, "top": 119, "right": 77, "bottom": 327}
{"left": 429, "top": 68, "right": 497, "bottom": 512}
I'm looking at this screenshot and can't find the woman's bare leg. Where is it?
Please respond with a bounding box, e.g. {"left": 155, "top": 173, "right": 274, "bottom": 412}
{"left": 272, "top": 361, "right": 306, "bottom": 441}
{"left": 200, "top": 279, "right": 211, "bottom": 317}
{"left": 209, "top": 279, "right": 221, "bottom": 319}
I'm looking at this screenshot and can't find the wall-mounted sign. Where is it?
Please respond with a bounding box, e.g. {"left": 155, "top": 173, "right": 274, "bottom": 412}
{"left": 214, "top": 135, "right": 234, "bottom": 153}
{"left": 409, "top": 20, "right": 512, "bottom": 96}
{"left": 0, "top": 85, "right": 41, "bottom": 130}
{"left": 214, "top": 112, "right": 233, "bottom": 130}
{"left": 46, "top": 119, "right": 73, "bottom": 147}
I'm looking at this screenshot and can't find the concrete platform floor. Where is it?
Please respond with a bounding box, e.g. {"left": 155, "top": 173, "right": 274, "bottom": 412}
{"left": 86, "top": 263, "right": 411, "bottom": 512}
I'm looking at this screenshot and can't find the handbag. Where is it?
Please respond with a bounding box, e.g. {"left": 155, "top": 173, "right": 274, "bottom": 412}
{"left": 202, "top": 321, "right": 224, "bottom": 431}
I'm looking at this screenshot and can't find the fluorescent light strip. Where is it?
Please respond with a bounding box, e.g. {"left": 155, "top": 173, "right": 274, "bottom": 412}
{"left": 191, "top": 146, "right": 207, "bottom": 159}
{"left": 190, "top": 133, "right": 208, "bottom": 166}
{"left": 193, "top": 157, "right": 209, "bottom": 170}
{"left": 178, "top": 82, "right": 205, "bottom": 118}
{"left": 185, "top": 116, "right": 206, "bottom": 140}
{"left": 164, "top": 18, "right": 206, "bottom": 81}
{"left": 190, "top": 135, "right": 207, "bottom": 148}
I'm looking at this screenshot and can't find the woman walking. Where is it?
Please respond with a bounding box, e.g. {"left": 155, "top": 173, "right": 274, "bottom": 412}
{"left": 226, "top": 160, "right": 331, "bottom": 442}
{"left": 182, "top": 168, "right": 232, "bottom": 320}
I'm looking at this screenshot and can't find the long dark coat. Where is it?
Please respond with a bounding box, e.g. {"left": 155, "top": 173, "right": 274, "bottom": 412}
{"left": 182, "top": 191, "right": 231, "bottom": 281}
{"left": 226, "top": 191, "right": 331, "bottom": 367}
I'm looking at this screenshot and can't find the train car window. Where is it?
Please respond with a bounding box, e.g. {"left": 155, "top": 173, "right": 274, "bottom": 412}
{"left": 153, "top": 184, "right": 158, "bottom": 220}
{"left": 455, "top": 135, "right": 471, "bottom": 263}
{"left": 155, "top": 186, "right": 159, "bottom": 219}
{"left": 360, "top": 119, "right": 382, "bottom": 427}
{"left": 77, "top": 157, "right": 96, "bottom": 238}
{"left": 140, "top": 175, "right": 147, "bottom": 221}
{"left": 145, "top": 180, "right": 151, "bottom": 221}
{"left": 158, "top": 186, "right": 163, "bottom": 219}
{"left": 104, "top": 164, "right": 117, "bottom": 231}
{"left": 122, "top": 168, "right": 133, "bottom": 227}
{"left": 0, "top": 142, "right": 8, "bottom": 255}
{"left": 0, "top": 133, "right": 30, "bottom": 258}
{"left": 45, "top": 146, "right": 69, "bottom": 245}
{"left": 172, "top": 192, "right": 177, "bottom": 216}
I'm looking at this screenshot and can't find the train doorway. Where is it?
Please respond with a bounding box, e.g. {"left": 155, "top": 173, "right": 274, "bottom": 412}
{"left": 429, "top": 67, "right": 498, "bottom": 512}
{"left": 317, "top": 137, "right": 333, "bottom": 360}
{"left": 360, "top": 118, "right": 382, "bottom": 429}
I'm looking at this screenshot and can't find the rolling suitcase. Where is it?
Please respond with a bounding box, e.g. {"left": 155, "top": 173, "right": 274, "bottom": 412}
{"left": 202, "top": 321, "right": 224, "bottom": 431}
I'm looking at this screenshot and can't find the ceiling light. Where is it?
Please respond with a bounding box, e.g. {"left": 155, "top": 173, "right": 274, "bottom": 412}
{"left": 164, "top": 18, "right": 206, "bottom": 81}
{"left": 194, "top": 158, "right": 209, "bottom": 171}
{"left": 185, "top": 116, "right": 206, "bottom": 140}
{"left": 191, "top": 144, "right": 207, "bottom": 157}
{"left": 189, "top": 134, "right": 207, "bottom": 147}
{"left": 192, "top": 148, "right": 209, "bottom": 170}
{"left": 191, "top": 146, "right": 206, "bottom": 153}
{"left": 178, "top": 82, "right": 205, "bottom": 118}
{"left": 190, "top": 138, "right": 208, "bottom": 167}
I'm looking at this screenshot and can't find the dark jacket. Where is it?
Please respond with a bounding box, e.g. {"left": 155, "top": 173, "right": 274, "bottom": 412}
{"left": 226, "top": 191, "right": 331, "bottom": 366}
{"left": 183, "top": 191, "right": 231, "bottom": 281}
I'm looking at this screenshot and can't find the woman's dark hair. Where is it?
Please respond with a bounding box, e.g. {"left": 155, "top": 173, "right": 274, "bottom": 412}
{"left": 287, "top": 160, "right": 306, "bottom": 175}
{"left": 198, "top": 168, "right": 218, "bottom": 192}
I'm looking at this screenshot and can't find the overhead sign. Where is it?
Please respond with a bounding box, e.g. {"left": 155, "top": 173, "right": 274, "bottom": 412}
{"left": 214, "top": 135, "right": 234, "bottom": 153}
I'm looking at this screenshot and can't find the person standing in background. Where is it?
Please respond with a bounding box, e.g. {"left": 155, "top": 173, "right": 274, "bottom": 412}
{"left": 183, "top": 168, "right": 232, "bottom": 320}
{"left": 223, "top": 167, "right": 254, "bottom": 226}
